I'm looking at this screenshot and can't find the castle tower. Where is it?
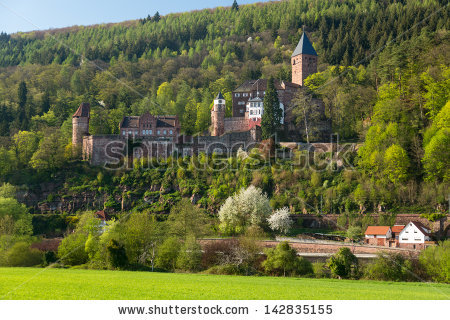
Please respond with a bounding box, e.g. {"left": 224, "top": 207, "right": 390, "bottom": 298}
{"left": 211, "top": 92, "right": 225, "bottom": 136}
{"left": 72, "top": 102, "right": 90, "bottom": 154}
{"left": 291, "top": 32, "right": 318, "bottom": 86}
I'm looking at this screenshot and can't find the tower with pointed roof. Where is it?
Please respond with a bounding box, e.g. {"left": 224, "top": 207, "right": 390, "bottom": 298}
{"left": 291, "top": 32, "right": 318, "bottom": 86}
{"left": 211, "top": 92, "right": 225, "bottom": 136}
{"left": 72, "top": 102, "right": 90, "bottom": 154}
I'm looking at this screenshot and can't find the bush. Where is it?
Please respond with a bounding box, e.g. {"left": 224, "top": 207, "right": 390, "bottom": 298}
{"left": 327, "top": 247, "right": 359, "bottom": 279}
{"left": 365, "top": 252, "right": 410, "bottom": 281}
{"left": 57, "top": 233, "right": 89, "bottom": 266}
{"left": 346, "top": 226, "right": 363, "bottom": 242}
{"left": 43, "top": 251, "right": 58, "bottom": 266}
{"left": 419, "top": 241, "right": 450, "bottom": 283}
{"left": 204, "top": 264, "right": 242, "bottom": 275}
{"left": 312, "top": 262, "right": 330, "bottom": 278}
{"left": 202, "top": 239, "right": 239, "bottom": 269}
{"left": 263, "top": 241, "right": 313, "bottom": 277}
{"left": 106, "top": 239, "right": 128, "bottom": 269}
{"left": 177, "top": 237, "right": 203, "bottom": 272}
{"left": 6, "top": 242, "right": 42, "bottom": 267}
{"left": 155, "top": 237, "right": 181, "bottom": 271}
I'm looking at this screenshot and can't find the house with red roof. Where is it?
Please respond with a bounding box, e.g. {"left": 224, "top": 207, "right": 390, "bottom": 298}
{"left": 364, "top": 226, "right": 392, "bottom": 246}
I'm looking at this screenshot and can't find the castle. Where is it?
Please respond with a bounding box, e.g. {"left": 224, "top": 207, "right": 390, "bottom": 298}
{"left": 210, "top": 32, "right": 329, "bottom": 140}
{"left": 73, "top": 32, "right": 330, "bottom": 166}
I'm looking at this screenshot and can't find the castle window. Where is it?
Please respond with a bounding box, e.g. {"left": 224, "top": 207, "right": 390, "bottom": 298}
{"left": 169, "top": 130, "right": 173, "bottom": 134}
{"left": 157, "top": 130, "right": 161, "bottom": 135}
{"left": 149, "top": 130, "right": 152, "bottom": 135}
{"left": 142, "top": 130, "right": 145, "bottom": 135}
{"left": 128, "top": 131, "right": 132, "bottom": 135}
{"left": 163, "top": 130, "right": 167, "bottom": 135}
{"left": 122, "top": 131, "right": 125, "bottom": 136}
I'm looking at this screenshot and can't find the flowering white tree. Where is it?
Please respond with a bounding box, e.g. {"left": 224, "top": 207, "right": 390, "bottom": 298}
{"left": 268, "top": 207, "right": 293, "bottom": 235}
{"left": 218, "top": 185, "right": 271, "bottom": 234}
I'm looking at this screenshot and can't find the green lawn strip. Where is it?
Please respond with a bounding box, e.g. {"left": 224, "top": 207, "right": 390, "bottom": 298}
{"left": 0, "top": 268, "right": 448, "bottom": 300}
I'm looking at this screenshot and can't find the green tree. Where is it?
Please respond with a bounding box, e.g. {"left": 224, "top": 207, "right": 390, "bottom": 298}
{"left": 12, "top": 131, "right": 39, "bottom": 166}
{"left": 57, "top": 233, "right": 89, "bottom": 266}
{"left": 263, "top": 241, "right": 313, "bottom": 277}
{"left": 422, "top": 128, "right": 449, "bottom": 182}
{"left": 6, "top": 241, "right": 42, "bottom": 267}
{"left": 327, "top": 247, "right": 358, "bottom": 279}
{"left": 0, "top": 197, "right": 32, "bottom": 237}
{"left": 384, "top": 144, "right": 410, "bottom": 184}
{"left": 17, "top": 81, "right": 28, "bottom": 129}
{"left": 419, "top": 241, "right": 449, "bottom": 283}
{"left": 347, "top": 226, "right": 363, "bottom": 242}
{"left": 365, "top": 252, "right": 412, "bottom": 282}
{"left": 261, "top": 77, "right": 282, "bottom": 140}
{"left": 30, "top": 131, "right": 66, "bottom": 171}
{"left": 118, "top": 213, "right": 164, "bottom": 270}
{"left": 292, "top": 88, "right": 323, "bottom": 144}
{"left": 167, "top": 198, "right": 211, "bottom": 239}
{"left": 176, "top": 236, "right": 203, "bottom": 272}
{"left": 155, "top": 237, "right": 181, "bottom": 271}
{"left": 106, "top": 239, "right": 128, "bottom": 269}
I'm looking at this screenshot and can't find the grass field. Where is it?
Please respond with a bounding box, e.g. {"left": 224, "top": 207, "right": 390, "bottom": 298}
{"left": 0, "top": 267, "right": 448, "bottom": 300}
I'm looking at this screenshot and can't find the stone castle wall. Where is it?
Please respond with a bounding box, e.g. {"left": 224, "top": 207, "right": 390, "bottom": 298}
{"left": 224, "top": 117, "right": 249, "bottom": 133}
{"left": 82, "top": 130, "right": 260, "bottom": 166}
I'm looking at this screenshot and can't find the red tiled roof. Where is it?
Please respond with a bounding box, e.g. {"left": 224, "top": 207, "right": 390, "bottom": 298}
{"left": 391, "top": 225, "right": 405, "bottom": 233}
{"left": 72, "top": 102, "right": 90, "bottom": 117}
{"left": 95, "top": 210, "right": 111, "bottom": 221}
{"left": 365, "top": 226, "right": 391, "bottom": 235}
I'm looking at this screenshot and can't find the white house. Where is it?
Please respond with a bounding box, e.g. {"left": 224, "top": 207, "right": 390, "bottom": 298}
{"left": 246, "top": 97, "right": 284, "bottom": 124}
{"left": 398, "top": 221, "right": 431, "bottom": 244}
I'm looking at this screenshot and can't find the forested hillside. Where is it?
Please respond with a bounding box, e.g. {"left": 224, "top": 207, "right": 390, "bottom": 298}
{"left": 0, "top": 0, "right": 448, "bottom": 218}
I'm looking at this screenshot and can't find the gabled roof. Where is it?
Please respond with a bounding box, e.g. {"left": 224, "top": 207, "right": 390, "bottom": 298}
{"left": 391, "top": 225, "right": 405, "bottom": 233}
{"left": 248, "top": 96, "right": 263, "bottom": 102}
{"left": 291, "top": 32, "right": 317, "bottom": 57}
{"left": 215, "top": 92, "right": 225, "bottom": 100}
{"left": 72, "top": 102, "right": 90, "bottom": 118}
{"left": 405, "top": 221, "right": 430, "bottom": 237}
{"left": 365, "top": 226, "right": 391, "bottom": 235}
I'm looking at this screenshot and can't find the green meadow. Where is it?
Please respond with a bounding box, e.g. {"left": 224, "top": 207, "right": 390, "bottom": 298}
{"left": 0, "top": 268, "right": 448, "bottom": 300}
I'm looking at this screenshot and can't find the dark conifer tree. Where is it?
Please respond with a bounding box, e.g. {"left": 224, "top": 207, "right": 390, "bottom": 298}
{"left": 261, "top": 77, "right": 282, "bottom": 140}
{"left": 153, "top": 11, "right": 161, "bottom": 23}
{"left": 231, "top": 0, "right": 239, "bottom": 11}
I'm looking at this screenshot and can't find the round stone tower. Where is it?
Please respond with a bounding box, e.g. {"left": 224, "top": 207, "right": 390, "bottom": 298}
{"left": 211, "top": 92, "right": 225, "bottom": 136}
{"left": 72, "top": 102, "right": 90, "bottom": 154}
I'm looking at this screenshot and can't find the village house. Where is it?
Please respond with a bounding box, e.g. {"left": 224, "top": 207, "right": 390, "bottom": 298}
{"left": 364, "top": 226, "right": 392, "bottom": 246}
{"left": 398, "top": 221, "right": 432, "bottom": 250}
{"left": 364, "top": 221, "right": 435, "bottom": 249}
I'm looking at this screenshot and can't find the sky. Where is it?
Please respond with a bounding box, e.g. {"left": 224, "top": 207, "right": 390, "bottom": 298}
{"left": 0, "top": 0, "right": 270, "bottom": 34}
